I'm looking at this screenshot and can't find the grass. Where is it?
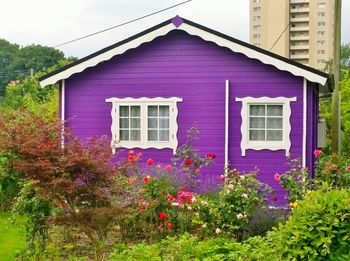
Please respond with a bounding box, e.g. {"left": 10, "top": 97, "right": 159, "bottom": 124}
{"left": 0, "top": 212, "right": 26, "bottom": 261}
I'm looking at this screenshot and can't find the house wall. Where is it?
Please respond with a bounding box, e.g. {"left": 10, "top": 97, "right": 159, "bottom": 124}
{"left": 64, "top": 30, "right": 317, "bottom": 203}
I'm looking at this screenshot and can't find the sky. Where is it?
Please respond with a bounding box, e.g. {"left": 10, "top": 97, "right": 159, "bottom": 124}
{"left": 0, "top": 0, "right": 349, "bottom": 58}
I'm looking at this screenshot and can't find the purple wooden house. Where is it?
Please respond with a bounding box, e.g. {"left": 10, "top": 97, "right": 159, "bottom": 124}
{"left": 39, "top": 16, "right": 330, "bottom": 203}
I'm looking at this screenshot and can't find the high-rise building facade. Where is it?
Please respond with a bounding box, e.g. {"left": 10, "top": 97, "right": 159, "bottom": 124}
{"left": 250, "top": 0, "right": 335, "bottom": 71}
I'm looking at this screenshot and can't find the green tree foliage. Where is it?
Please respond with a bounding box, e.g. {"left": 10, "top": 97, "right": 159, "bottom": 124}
{"left": 341, "top": 43, "right": 350, "bottom": 71}
{"left": 0, "top": 38, "right": 76, "bottom": 95}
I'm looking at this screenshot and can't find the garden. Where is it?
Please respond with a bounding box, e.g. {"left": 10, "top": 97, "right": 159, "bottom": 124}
{"left": 0, "top": 70, "right": 350, "bottom": 260}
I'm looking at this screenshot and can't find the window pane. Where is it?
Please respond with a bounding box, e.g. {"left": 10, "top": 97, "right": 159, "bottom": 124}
{"left": 119, "top": 118, "right": 129, "bottom": 128}
{"left": 250, "top": 117, "right": 265, "bottom": 128}
{"left": 120, "top": 130, "right": 129, "bottom": 141}
{"left": 120, "top": 106, "right": 129, "bottom": 117}
{"left": 130, "top": 106, "right": 140, "bottom": 117}
{"left": 148, "top": 106, "right": 158, "bottom": 117}
{"left": 130, "top": 118, "right": 140, "bottom": 128}
{"left": 148, "top": 118, "right": 158, "bottom": 128}
{"left": 267, "top": 130, "right": 283, "bottom": 141}
{"left": 267, "top": 105, "right": 283, "bottom": 116}
{"left": 159, "top": 118, "right": 169, "bottom": 129}
{"left": 250, "top": 105, "right": 265, "bottom": 116}
{"left": 159, "top": 106, "right": 169, "bottom": 116}
{"left": 148, "top": 130, "right": 158, "bottom": 141}
{"left": 130, "top": 130, "right": 140, "bottom": 141}
{"left": 249, "top": 130, "right": 265, "bottom": 141}
{"left": 267, "top": 118, "right": 283, "bottom": 129}
{"left": 159, "top": 130, "right": 169, "bottom": 141}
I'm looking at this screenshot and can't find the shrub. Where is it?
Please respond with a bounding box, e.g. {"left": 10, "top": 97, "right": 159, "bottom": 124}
{"left": 191, "top": 168, "right": 271, "bottom": 239}
{"left": 276, "top": 157, "right": 310, "bottom": 203}
{"left": 277, "top": 185, "right": 350, "bottom": 260}
{"left": 315, "top": 152, "right": 350, "bottom": 189}
{"left": 109, "top": 232, "right": 282, "bottom": 261}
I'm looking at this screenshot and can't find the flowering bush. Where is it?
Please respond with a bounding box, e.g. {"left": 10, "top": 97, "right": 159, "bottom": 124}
{"left": 275, "top": 158, "right": 310, "bottom": 203}
{"left": 192, "top": 168, "right": 271, "bottom": 239}
{"left": 315, "top": 152, "right": 350, "bottom": 189}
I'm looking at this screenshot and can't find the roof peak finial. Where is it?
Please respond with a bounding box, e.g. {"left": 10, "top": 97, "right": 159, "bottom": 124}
{"left": 172, "top": 15, "right": 183, "bottom": 28}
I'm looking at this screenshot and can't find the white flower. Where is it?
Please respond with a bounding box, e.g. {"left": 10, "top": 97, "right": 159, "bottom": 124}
{"left": 236, "top": 213, "right": 244, "bottom": 220}
{"left": 240, "top": 175, "right": 245, "bottom": 180}
{"left": 202, "top": 223, "right": 207, "bottom": 228}
{"left": 215, "top": 228, "right": 221, "bottom": 234}
{"left": 201, "top": 200, "right": 208, "bottom": 206}
{"left": 192, "top": 196, "right": 197, "bottom": 203}
{"left": 171, "top": 202, "right": 179, "bottom": 207}
{"left": 227, "top": 184, "right": 234, "bottom": 190}
{"left": 241, "top": 193, "right": 248, "bottom": 199}
{"left": 187, "top": 206, "right": 192, "bottom": 210}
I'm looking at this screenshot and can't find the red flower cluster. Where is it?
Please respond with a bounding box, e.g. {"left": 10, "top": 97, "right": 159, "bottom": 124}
{"left": 143, "top": 175, "right": 151, "bottom": 184}
{"left": 206, "top": 153, "right": 216, "bottom": 159}
{"left": 184, "top": 158, "right": 193, "bottom": 166}
{"left": 165, "top": 165, "right": 172, "bottom": 171}
{"left": 146, "top": 158, "right": 154, "bottom": 166}
{"left": 159, "top": 212, "right": 168, "bottom": 220}
{"left": 128, "top": 150, "right": 142, "bottom": 164}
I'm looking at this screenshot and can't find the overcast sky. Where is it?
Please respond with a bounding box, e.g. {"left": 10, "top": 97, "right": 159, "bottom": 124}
{"left": 1, "top": 0, "right": 349, "bottom": 58}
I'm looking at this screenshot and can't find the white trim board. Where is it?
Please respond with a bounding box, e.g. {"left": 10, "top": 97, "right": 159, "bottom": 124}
{"left": 302, "top": 78, "right": 307, "bottom": 168}
{"left": 39, "top": 18, "right": 328, "bottom": 88}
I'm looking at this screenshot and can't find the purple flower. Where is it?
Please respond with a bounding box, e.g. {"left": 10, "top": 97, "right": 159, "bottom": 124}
{"left": 75, "top": 176, "right": 88, "bottom": 186}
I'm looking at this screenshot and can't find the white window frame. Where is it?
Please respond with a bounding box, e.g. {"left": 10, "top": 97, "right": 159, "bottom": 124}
{"left": 106, "top": 97, "right": 183, "bottom": 153}
{"left": 235, "top": 96, "right": 297, "bottom": 156}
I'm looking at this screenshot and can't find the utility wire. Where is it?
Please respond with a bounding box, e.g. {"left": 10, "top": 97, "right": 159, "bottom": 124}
{"left": 269, "top": 3, "right": 304, "bottom": 51}
{"left": 53, "top": 0, "right": 193, "bottom": 48}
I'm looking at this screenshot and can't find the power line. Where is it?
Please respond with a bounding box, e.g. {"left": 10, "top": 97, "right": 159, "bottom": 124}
{"left": 53, "top": 0, "right": 193, "bottom": 48}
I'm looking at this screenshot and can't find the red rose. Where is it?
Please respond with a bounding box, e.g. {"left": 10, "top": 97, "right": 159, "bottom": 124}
{"left": 137, "top": 152, "right": 143, "bottom": 158}
{"left": 184, "top": 158, "right": 193, "bottom": 165}
{"left": 146, "top": 158, "right": 154, "bottom": 166}
{"left": 165, "top": 165, "right": 172, "bottom": 171}
{"left": 159, "top": 212, "right": 168, "bottom": 220}
{"left": 313, "top": 149, "right": 322, "bottom": 157}
{"left": 164, "top": 222, "right": 174, "bottom": 229}
{"left": 206, "top": 153, "right": 216, "bottom": 159}
{"left": 143, "top": 175, "right": 151, "bottom": 184}
{"left": 167, "top": 194, "right": 174, "bottom": 202}
{"left": 128, "top": 150, "right": 134, "bottom": 156}
{"left": 128, "top": 155, "right": 136, "bottom": 163}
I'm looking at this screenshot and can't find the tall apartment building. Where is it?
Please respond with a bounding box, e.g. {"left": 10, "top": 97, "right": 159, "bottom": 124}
{"left": 250, "top": 0, "right": 335, "bottom": 71}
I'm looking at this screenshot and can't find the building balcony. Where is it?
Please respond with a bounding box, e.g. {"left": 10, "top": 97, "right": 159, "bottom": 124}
{"left": 290, "top": 45, "right": 309, "bottom": 50}
{"left": 290, "top": 8, "right": 309, "bottom": 13}
{"left": 290, "top": 54, "right": 309, "bottom": 59}
{"left": 290, "top": 36, "right": 309, "bottom": 41}
{"left": 290, "top": 26, "right": 309, "bottom": 32}
{"left": 290, "top": 0, "right": 309, "bottom": 4}
{"left": 290, "top": 17, "right": 309, "bottom": 22}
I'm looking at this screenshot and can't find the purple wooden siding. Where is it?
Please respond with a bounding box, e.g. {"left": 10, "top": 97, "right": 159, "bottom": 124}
{"left": 64, "top": 30, "right": 317, "bottom": 203}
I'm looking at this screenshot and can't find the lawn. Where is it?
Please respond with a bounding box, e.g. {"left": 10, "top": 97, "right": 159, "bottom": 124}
{"left": 0, "top": 213, "right": 26, "bottom": 261}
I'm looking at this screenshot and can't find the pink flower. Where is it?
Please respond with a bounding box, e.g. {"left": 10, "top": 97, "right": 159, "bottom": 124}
{"left": 143, "top": 175, "right": 151, "bottom": 184}
{"left": 146, "top": 159, "right": 154, "bottom": 166}
{"left": 167, "top": 194, "right": 174, "bottom": 202}
{"left": 128, "top": 150, "right": 134, "bottom": 156}
{"left": 274, "top": 173, "right": 281, "bottom": 181}
{"left": 227, "top": 183, "right": 234, "bottom": 190}
{"left": 164, "top": 222, "right": 174, "bottom": 229}
{"left": 128, "top": 155, "right": 136, "bottom": 164}
{"left": 346, "top": 166, "right": 350, "bottom": 171}
{"left": 165, "top": 165, "right": 172, "bottom": 171}
{"left": 313, "top": 149, "right": 323, "bottom": 157}
{"left": 195, "top": 168, "right": 200, "bottom": 175}
{"left": 137, "top": 152, "right": 143, "bottom": 158}
{"left": 33, "top": 179, "right": 40, "bottom": 185}
{"left": 218, "top": 175, "right": 225, "bottom": 181}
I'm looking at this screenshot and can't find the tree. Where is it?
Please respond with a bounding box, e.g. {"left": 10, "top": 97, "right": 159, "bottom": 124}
{"left": 341, "top": 43, "right": 350, "bottom": 71}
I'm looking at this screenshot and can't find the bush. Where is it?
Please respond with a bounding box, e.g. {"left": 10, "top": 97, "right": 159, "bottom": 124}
{"left": 315, "top": 152, "right": 350, "bottom": 189}
{"left": 191, "top": 168, "right": 271, "bottom": 239}
{"left": 277, "top": 185, "right": 350, "bottom": 260}
{"left": 109, "top": 232, "right": 282, "bottom": 261}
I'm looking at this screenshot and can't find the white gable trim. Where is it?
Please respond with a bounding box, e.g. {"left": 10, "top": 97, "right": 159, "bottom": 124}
{"left": 40, "top": 20, "right": 327, "bottom": 87}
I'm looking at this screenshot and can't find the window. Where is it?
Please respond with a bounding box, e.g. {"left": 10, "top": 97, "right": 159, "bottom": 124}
{"left": 318, "top": 12, "right": 325, "bottom": 17}
{"left": 253, "top": 7, "right": 261, "bottom": 12}
{"left": 317, "top": 50, "right": 325, "bottom": 55}
{"left": 318, "top": 3, "right": 326, "bottom": 8}
{"left": 253, "top": 25, "right": 261, "bottom": 30}
{"left": 106, "top": 97, "right": 183, "bottom": 153}
{"left": 253, "top": 34, "right": 260, "bottom": 39}
{"left": 317, "top": 31, "right": 325, "bottom": 36}
{"left": 318, "top": 21, "right": 325, "bottom": 27}
{"left": 253, "top": 16, "right": 261, "bottom": 21}
{"left": 253, "top": 0, "right": 261, "bottom": 3}
{"left": 317, "top": 59, "right": 325, "bottom": 65}
{"left": 235, "top": 97, "right": 297, "bottom": 156}
{"left": 317, "top": 40, "right": 325, "bottom": 46}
